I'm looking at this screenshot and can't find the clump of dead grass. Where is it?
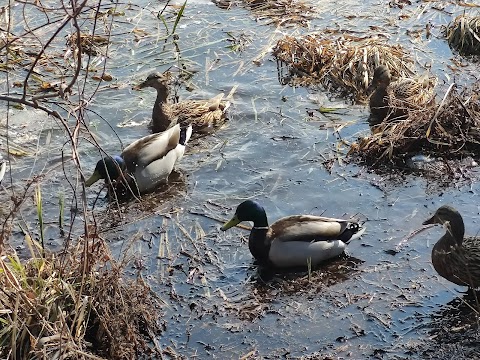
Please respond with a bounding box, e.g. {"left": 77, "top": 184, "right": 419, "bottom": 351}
{"left": 349, "top": 82, "right": 480, "bottom": 167}
{"left": 273, "top": 34, "right": 414, "bottom": 101}
{"left": 213, "top": 0, "right": 316, "bottom": 26}
{"left": 445, "top": 14, "right": 480, "bottom": 56}
{"left": 67, "top": 32, "right": 109, "bottom": 56}
{"left": 366, "top": 71, "right": 438, "bottom": 127}
{"left": 384, "top": 74, "right": 438, "bottom": 114}
{"left": 0, "top": 236, "right": 163, "bottom": 359}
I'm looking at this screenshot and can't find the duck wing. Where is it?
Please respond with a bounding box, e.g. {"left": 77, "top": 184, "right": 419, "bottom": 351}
{"left": 205, "top": 93, "right": 225, "bottom": 111}
{"left": 269, "top": 215, "right": 364, "bottom": 243}
{"left": 170, "top": 95, "right": 227, "bottom": 133}
{"left": 459, "top": 236, "right": 480, "bottom": 287}
{"left": 121, "top": 124, "right": 181, "bottom": 172}
{"left": 390, "top": 75, "right": 437, "bottom": 108}
{"left": 172, "top": 94, "right": 225, "bottom": 117}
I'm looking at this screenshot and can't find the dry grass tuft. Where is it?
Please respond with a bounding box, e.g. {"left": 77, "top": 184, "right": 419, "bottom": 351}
{"left": 367, "top": 71, "right": 438, "bottom": 126}
{"left": 213, "top": 0, "right": 316, "bottom": 26}
{"left": 349, "top": 83, "right": 480, "bottom": 168}
{"left": 0, "top": 237, "right": 163, "bottom": 359}
{"left": 67, "top": 32, "right": 110, "bottom": 56}
{"left": 384, "top": 74, "right": 438, "bottom": 114}
{"left": 273, "top": 34, "right": 414, "bottom": 101}
{"left": 446, "top": 14, "right": 480, "bottom": 56}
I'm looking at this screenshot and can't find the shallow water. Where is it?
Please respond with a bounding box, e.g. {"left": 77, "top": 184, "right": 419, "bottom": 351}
{"left": 2, "top": 0, "right": 480, "bottom": 358}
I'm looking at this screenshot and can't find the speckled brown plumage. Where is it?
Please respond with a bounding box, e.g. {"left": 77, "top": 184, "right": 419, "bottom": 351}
{"left": 423, "top": 205, "right": 480, "bottom": 288}
{"left": 367, "top": 65, "right": 436, "bottom": 126}
{"left": 135, "top": 72, "right": 231, "bottom": 134}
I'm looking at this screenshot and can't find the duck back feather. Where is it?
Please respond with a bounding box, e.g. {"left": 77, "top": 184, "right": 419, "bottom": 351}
{"left": 126, "top": 124, "right": 191, "bottom": 193}
{"left": 270, "top": 215, "right": 360, "bottom": 243}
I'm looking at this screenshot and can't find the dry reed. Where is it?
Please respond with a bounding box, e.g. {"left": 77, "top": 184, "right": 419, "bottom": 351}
{"left": 446, "top": 14, "right": 480, "bottom": 56}
{"left": 0, "top": 237, "right": 163, "bottom": 359}
{"left": 349, "top": 82, "right": 480, "bottom": 168}
{"left": 273, "top": 34, "right": 414, "bottom": 101}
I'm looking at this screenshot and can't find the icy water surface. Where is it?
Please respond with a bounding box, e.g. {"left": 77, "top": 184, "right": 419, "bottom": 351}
{"left": 2, "top": 0, "right": 480, "bottom": 358}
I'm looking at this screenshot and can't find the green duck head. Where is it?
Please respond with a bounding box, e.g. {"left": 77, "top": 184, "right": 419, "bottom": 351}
{"left": 85, "top": 155, "right": 126, "bottom": 186}
{"left": 221, "top": 200, "right": 268, "bottom": 230}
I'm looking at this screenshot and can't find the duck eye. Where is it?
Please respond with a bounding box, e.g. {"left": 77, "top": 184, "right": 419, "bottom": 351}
{"left": 348, "top": 223, "right": 359, "bottom": 231}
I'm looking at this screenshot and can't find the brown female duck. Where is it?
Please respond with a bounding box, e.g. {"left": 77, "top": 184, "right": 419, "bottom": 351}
{"left": 135, "top": 72, "right": 231, "bottom": 134}
{"left": 221, "top": 200, "right": 366, "bottom": 268}
{"left": 423, "top": 205, "right": 480, "bottom": 288}
{"left": 367, "top": 65, "right": 436, "bottom": 126}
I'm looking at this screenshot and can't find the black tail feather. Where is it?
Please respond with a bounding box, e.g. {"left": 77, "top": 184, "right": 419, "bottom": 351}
{"left": 179, "top": 126, "right": 192, "bottom": 145}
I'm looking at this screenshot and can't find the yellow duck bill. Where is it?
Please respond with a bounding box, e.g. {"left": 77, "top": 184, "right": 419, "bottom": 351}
{"left": 85, "top": 170, "right": 102, "bottom": 187}
{"left": 221, "top": 215, "right": 240, "bottom": 231}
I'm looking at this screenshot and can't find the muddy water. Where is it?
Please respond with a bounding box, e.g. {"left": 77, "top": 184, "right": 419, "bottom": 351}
{"left": 3, "top": 0, "right": 480, "bottom": 358}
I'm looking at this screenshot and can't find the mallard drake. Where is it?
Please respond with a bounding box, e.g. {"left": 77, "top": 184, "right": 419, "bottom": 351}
{"left": 85, "top": 124, "right": 192, "bottom": 194}
{"left": 367, "top": 65, "right": 436, "bottom": 126}
{"left": 221, "top": 200, "right": 366, "bottom": 268}
{"left": 134, "top": 72, "right": 231, "bottom": 134}
{"left": 423, "top": 205, "right": 480, "bottom": 288}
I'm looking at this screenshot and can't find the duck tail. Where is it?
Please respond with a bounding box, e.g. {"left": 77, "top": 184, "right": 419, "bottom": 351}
{"left": 179, "top": 125, "right": 193, "bottom": 145}
{"left": 343, "top": 223, "right": 366, "bottom": 243}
